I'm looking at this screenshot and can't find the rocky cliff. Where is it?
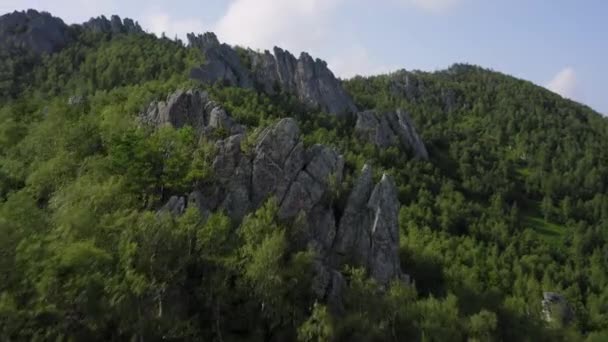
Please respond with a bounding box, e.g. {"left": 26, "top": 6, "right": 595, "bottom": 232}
{"left": 188, "top": 32, "right": 357, "bottom": 117}
{"left": 1, "top": 9, "right": 428, "bottom": 159}
{"left": 140, "top": 89, "right": 244, "bottom": 137}
{"left": 186, "top": 33, "right": 428, "bottom": 155}
{"left": 0, "top": 10, "right": 143, "bottom": 57}
{"left": 82, "top": 15, "right": 143, "bottom": 35}
{"left": 0, "top": 9, "right": 71, "bottom": 55}
{"left": 141, "top": 89, "right": 408, "bottom": 308}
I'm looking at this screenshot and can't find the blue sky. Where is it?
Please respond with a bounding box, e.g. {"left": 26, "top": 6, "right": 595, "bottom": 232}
{"left": 3, "top": 0, "right": 607, "bottom": 114}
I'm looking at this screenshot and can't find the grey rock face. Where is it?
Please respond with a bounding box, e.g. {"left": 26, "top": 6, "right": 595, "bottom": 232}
{"left": 278, "top": 144, "right": 344, "bottom": 219}
{"left": 188, "top": 32, "right": 253, "bottom": 88}
{"left": 158, "top": 196, "right": 186, "bottom": 216}
{"left": 143, "top": 94, "right": 406, "bottom": 306}
{"left": 388, "top": 110, "right": 429, "bottom": 160}
{"left": 332, "top": 165, "right": 405, "bottom": 286}
{"left": 367, "top": 174, "right": 403, "bottom": 285}
{"left": 355, "top": 109, "right": 429, "bottom": 160}
{"left": 542, "top": 292, "right": 574, "bottom": 325}
{"left": 333, "top": 164, "right": 374, "bottom": 266}
{"left": 251, "top": 118, "right": 304, "bottom": 208}
{"left": 0, "top": 10, "right": 71, "bottom": 55}
{"left": 139, "top": 89, "right": 243, "bottom": 137}
{"left": 355, "top": 111, "right": 398, "bottom": 148}
{"left": 188, "top": 32, "right": 356, "bottom": 116}
{"left": 214, "top": 134, "right": 252, "bottom": 221}
{"left": 82, "top": 15, "right": 143, "bottom": 35}
{"left": 311, "top": 259, "right": 346, "bottom": 313}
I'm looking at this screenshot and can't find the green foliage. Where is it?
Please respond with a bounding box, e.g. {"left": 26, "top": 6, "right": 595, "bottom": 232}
{"left": 1, "top": 26, "right": 607, "bottom": 341}
{"left": 297, "top": 303, "right": 334, "bottom": 342}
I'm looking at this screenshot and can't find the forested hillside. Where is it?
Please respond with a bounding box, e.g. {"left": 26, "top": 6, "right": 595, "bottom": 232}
{"left": 1, "top": 10, "right": 608, "bottom": 341}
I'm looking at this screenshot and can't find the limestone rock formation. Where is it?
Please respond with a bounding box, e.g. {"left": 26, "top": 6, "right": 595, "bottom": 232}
{"left": 367, "top": 174, "right": 403, "bottom": 285}
{"left": 333, "top": 165, "right": 406, "bottom": 285}
{"left": 248, "top": 47, "right": 357, "bottom": 116}
{"left": 187, "top": 32, "right": 253, "bottom": 88}
{"left": 202, "top": 117, "right": 344, "bottom": 224}
{"left": 355, "top": 110, "right": 429, "bottom": 159}
{"left": 0, "top": 10, "right": 71, "bottom": 55}
{"left": 139, "top": 89, "right": 244, "bottom": 137}
{"left": 542, "top": 292, "right": 574, "bottom": 325}
{"left": 82, "top": 15, "right": 143, "bottom": 35}
{"left": 145, "top": 92, "right": 407, "bottom": 309}
{"left": 187, "top": 32, "right": 356, "bottom": 116}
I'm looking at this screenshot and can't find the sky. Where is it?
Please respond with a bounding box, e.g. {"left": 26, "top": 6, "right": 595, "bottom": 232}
{"left": 2, "top": 0, "right": 607, "bottom": 114}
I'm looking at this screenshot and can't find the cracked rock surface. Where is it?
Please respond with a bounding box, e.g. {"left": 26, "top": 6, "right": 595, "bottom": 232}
{"left": 187, "top": 32, "right": 356, "bottom": 116}
{"left": 148, "top": 90, "right": 408, "bottom": 310}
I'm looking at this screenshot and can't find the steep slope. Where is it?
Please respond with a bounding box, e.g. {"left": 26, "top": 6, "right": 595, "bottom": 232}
{"left": 1, "top": 9, "right": 608, "bottom": 341}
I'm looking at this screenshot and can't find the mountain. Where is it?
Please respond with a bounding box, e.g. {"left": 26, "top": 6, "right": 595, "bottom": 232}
{"left": 1, "top": 9, "right": 608, "bottom": 341}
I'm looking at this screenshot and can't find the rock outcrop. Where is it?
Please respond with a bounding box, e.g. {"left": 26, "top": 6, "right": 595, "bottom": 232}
{"left": 147, "top": 92, "right": 407, "bottom": 307}
{"left": 333, "top": 165, "right": 406, "bottom": 285}
{"left": 0, "top": 10, "right": 71, "bottom": 55}
{"left": 82, "top": 15, "right": 143, "bottom": 35}
{"left": 200, "top": 117, "right": 345, "bottom": 225}
{"left": 0, "top": 11, "right": 143, "bottom": 57}
{"left": 542, "top": 292, "right": 574, "bottom": 325}
{"left": 248, "top": 47, "right": 357, "bottom": 116}
{"left": 187, "top": 33, "right": 253, "bottom": 88}
{"left": 139, "top": 89, "right": 244, "bottom": 137}
{"left": 355, "top": 110, "right": 429, "bottom": 159}
{"left": 187, "top": 32, "right": 356, "bottom": 116}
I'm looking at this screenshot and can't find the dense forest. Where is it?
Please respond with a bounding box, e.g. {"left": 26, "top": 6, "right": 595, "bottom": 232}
{"left": 1, "top": 11, "right": 608, "bottom": 341}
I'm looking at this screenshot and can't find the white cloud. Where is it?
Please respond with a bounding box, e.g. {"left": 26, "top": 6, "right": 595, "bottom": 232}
{"left": 4, "top": 0, "right": 119, "bottom": 24}
{"left": 329, "top": 45, "right": 397, "bottom": 79}
{"left": 214, "top": 0, "right": 398, "bottom": 79}
{"left": 214, "top": 0, "right": 342, "bottom": 54}
{"left": 141, "top": 12, "right": 203, "bottom": 40}
{"left": 212, "top": 0, "right": 462, "bottom": 79}
{"left": 546, "top": 67, "right": 577, "bottom": 99}
{"left": 399, "top": 0, "right": 462, "bottom": 13}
